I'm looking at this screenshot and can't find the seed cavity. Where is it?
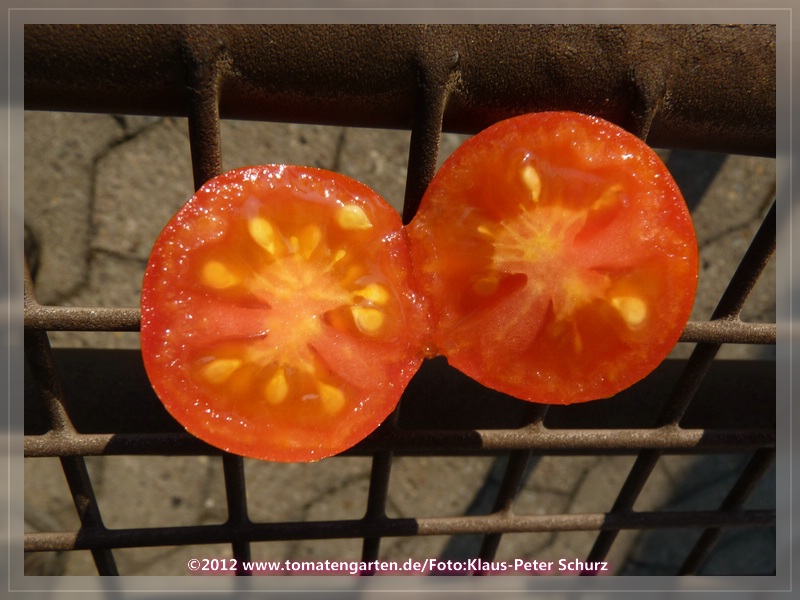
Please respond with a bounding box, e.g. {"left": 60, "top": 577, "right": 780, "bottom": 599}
{"left": 351, "top": 306, "right": 385, "bottom": 334}
{"left": 201, "top": 358, "right": 242, "bottom": 384}
{"left": 573, "top": 331, "right": 584, "bottom": 353}
{"left": 318, "top": 382, "right": 346, "bottom": 414}
{"left": 264, "top": 368, "right": 289, "bottom": 405}
{"left": 592, "top": 184, "right": 624, "bottom": 211}
{"left": 521, "top": 165, "right": 542, "bottom": 202}
{"left": 336, "top": 204, "right": 373, "bottom": 230}
{"left": 472, "top": 275, "right": 499, "bottom": 296}
{"left": 201, "top": 261, "right": 239, "bottom": 289}
{"left": 248, "top": 217, "right": 278, "bottom": 255}
{"left": 611, "top": 295, "right": 647, "bottom": 327}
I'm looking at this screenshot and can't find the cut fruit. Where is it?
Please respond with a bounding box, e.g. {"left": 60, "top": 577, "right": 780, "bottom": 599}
{"left": 141, "top": 165, "right": 429, "bottom": 462}
{"left": 406, "top": 111, "right": 698, "bottom": 404}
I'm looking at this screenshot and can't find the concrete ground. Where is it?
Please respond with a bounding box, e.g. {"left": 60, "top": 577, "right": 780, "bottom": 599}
{"left": 22, "top": 111, "right": 776, "bottom": 577}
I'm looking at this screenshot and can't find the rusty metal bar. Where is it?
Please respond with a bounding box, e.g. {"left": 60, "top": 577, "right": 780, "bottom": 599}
{"left": 582, "top": 449, "right": 661, "bottom": 572}
{"left": 185, "top": 25, "right": 224, "bottom": 189}
{"left": 661, "top": 201, "right": 776, "bottom": 429}
{"left": 24, "top": 329, "right": 74, "bottom": 434}
{"left": 59, "top": 457, "right": 118, "bottom": 575}
{"left": 25, "top": 259, "right": 117, "bottom": 574}
{"left": 359, "top": 408, "right": 401, "bottom": 574}
{"left": 583, "top": 201, "right": 777, "bottom": 568}
{"left": 679, "top": 320, "right": 775, "bottom": 345}
{"left": 24, "top": 508, "right": 775, "bottom": 554}
{"left": 708, "top": 202, "right": 777, "bottom": 322}
{"left": 221, "top": 454, "right": 252, "bottom": 575}
{"left": 474, "top": 450, "right": 533, "bottom": 573}
{"left": 24, "top": 305, "right": 141, "bottom": 332}
{"left": 24, "top": 426, "right": 775, "bottom": 458}
{"left": 678, "top": 448, "right": 776, "bottom": 575}
{"left": 24, "top": 24, "right": 776, "bottom": 157}
{"left": 474, "top": 405, "right": 547, "bottom": 572}
{"left": 22, "top": 300, "right": 777, "bottom": 344}
{"left": 401, "top": 42, "right": 458, "bottom": 223}
{"left": 25, "top": 268, "right": 119, "bottom": 574}
{"left": 359, "top": 451, "right": 393, "bottom": 574}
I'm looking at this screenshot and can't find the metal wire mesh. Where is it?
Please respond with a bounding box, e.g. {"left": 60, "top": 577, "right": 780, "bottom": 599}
{"left": 23, "top": 24, "right": 776, "bottom": 577}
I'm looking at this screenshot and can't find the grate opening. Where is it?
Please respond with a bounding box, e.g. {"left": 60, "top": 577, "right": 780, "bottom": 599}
{"left": 23, "top": 24, "right": 777, "bottom": 578}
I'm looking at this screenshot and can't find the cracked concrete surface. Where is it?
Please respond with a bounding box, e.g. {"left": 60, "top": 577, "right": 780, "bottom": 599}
{"left": 24, "top": 111, "right": 776, "bottom": 576}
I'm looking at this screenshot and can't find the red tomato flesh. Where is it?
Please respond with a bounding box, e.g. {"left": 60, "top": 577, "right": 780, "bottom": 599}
{"left": 141, "top": 165, "right": 429, "bottom": 462}
{"left": 407, "top": 112, "right": 698, "bottom": 404}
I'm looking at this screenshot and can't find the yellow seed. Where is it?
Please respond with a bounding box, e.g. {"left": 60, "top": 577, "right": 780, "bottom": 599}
{"left": 248, "top": 217, "right": 278, "bottom": 255}
{"left": 264, "top": 368, "right": 289, "bottom": 405}
{"left": 318, "top": 382, "right": 346, "bottom": 414}
{"left": 521, "top": 165, "right": 542, "bottom": 202}
{"left": 611, "top": 296, "right": 647, "bottom": 327}
{"left": 354, "top": 283, "right": 390, "bottom": 305}
{"left": 336, "top": 204, "right": 372, "bottom": 230}
{"left": 351, "top": 306, "right": 385, "bottom": 334}
{"left": 476, "top": 224, "right": 493, "bottom": 237}
{"left": 201, "top": 358, "right": 242, "bottom": 384}
{"left": 201, "top": 261, "right": 239, "bottom": 289}
{"left": 472, "top": 275, "right": 499, "bottom": 296}
{"left": 298, "top": 224, "right": 322, "bottom": 259}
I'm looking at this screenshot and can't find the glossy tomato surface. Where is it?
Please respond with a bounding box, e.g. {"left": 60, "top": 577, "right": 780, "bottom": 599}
{"left": 407, "top": 112, "right": 698, "bottom": 404}
{"left": 141, "top": 165, "right": 428, "bottom": 462}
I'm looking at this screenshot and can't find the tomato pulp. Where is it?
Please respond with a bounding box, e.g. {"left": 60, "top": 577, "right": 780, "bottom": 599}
{"left": 406, "top": 112, "right": 698, "bottom": 404}
{"left": 141, "top": 165, "right": 429, "bottom": 462}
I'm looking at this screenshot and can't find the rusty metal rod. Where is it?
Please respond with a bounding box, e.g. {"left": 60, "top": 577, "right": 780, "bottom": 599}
{"left": 220, "top": 454, "right": 252, "bottom": 575}
{"left": 24, "top": 508, "right": 774, "bottom": 553}
{"left": 24, "top": 427, "right": 775, "bottom": 458}
{"left": 59, "top": 456, "right": 119, "bottom": 575}
{"left": 25, "top": 24, "right": 776, "bottom": 156}
{"left": 678, "top": 448, "right": 776, "bottom": 575}
{"left": 23, "top": 300, "right": 777, "bottom": 345}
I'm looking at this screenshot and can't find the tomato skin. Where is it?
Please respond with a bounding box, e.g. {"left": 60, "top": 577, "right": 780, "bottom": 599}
{"left": 141, "top": 165, "right": 429, "bottom": 462}
{"left": 407, "top": 112, "right": 699, "bottom": 405}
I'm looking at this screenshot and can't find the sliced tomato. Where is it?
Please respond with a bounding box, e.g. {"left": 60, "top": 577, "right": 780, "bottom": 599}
{"left": 407, "top": 112, "right": 698, "bottom": 404}
{"left": 141, "top": 165, "right": 429, "bottom": 462}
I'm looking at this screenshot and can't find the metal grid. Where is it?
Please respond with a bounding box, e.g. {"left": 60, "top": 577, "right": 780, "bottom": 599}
{"left": 23, "top": 24, "right": 776, "bottom": 577}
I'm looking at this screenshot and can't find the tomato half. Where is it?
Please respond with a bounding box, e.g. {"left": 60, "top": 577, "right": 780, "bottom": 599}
{"left": 407, "top": 112, "right": 698, "bottom": 404}
{"left": 141, "top": 165, "right": 429, "bottom": 462}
